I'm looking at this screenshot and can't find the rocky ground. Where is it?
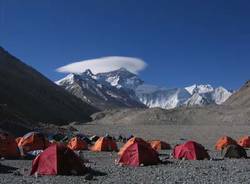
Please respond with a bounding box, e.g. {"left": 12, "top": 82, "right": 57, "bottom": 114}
{"left": 0, "top": 123, "right": 250, "bottom": 184}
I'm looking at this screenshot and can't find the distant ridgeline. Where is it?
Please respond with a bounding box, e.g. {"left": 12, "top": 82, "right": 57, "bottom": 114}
{"left": 56, "top": 67, "right": 232, "bottom": 110}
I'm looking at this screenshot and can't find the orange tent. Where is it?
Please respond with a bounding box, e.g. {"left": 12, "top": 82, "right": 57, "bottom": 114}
{"left": 67, "top": 137, "right": 88, "bottom": 151}
{"left": 148, "top": 140, "right": 171, "bottom": 151}
{"left": 118, "top": 137, "right": 160, "bottom": 167}
{"left": 238, "top": 136, "right": 250, "bottom": 148}
{"left": 215, "top": 136, "right": 237, "bottom": 151}
{"left": 0, "top": 133, "right": 20, "bottom": 158}
{"left": 18, "top": 132, "right": 50, "bottom": 153}
{"left": 119, "top": 137, "right": 149, "bottom": 156}
{"left": 91, "top": 137, "right": 118, "bottom": 152}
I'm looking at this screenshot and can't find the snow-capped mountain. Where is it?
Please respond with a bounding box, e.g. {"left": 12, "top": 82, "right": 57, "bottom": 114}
{"left": 55, "top": 69, "right": 145, "bottom": 110}
{"left": 183, "top": 84, "right": 232, "bottom": 106}
{"left": 96, "top": 67, "right": 143, "bottom": 90}
{"left": 185, "top": 84, "right": 214, "bottom": 95}
{"left": 135, "top": 84, "right": 231, "bottom": 109}
{"left": 212, "top": 87, "right": 232, "bottom": 105}
{"left": 56, "top": 68, "right": 232, "bottom": 110}
{"left": 135, "top": 86, "right": 192, "bottom": 109}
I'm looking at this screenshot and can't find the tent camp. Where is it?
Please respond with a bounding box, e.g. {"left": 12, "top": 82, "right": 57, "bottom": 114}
{"left": 90, "top": 137, "right": 118, "bottom": 152}
{"left": 0, "top": 133, "right": 20, "bottom": 158}
{"left": 118, "top": 137, "right": 160, "bottom": 167}
{"left": 238, "top": 136, "right": 250, "bottom": 148}
{"left": 67, "top": 137, "right": 88, "bottom": 151}
{"left": 215, "top": 136, "right": 237, "bottom": 151}
{"left": 148, "top": 140, "right": 171, "bottom": 151}
{"left": 172, "top": 141, "right": 210, "bottom": 160}
{"left": 30, "top": 143, "right": 87, "bottom": 176}
{"left": 18, "top": 132, "right": 50, "bottom": 154}
{"left": 222, "top": 144, "right": 247, "bottom": 159}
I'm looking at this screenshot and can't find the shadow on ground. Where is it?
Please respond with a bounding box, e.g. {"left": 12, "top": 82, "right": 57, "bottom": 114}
{"left": 0, "top": 164, "right": 18, "bottom": 174}
{"left": 88, "top": 168, "right": 107, "bottom": 177}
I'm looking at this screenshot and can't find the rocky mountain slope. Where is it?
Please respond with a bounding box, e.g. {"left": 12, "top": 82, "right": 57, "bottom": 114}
{"left": 0, "top": 47, "right": 97, "bottom": 125}
{"left": 0, "top": 105, "right": 32, "bottom": 135}
{"left": 224, "top": 80, "right": 250, "bottom": 108}
{"left": 56, "top": 69, "right": 145, "bottom": 110}
{"left": 56, "top": 68, "right": 232, "bottom": 110}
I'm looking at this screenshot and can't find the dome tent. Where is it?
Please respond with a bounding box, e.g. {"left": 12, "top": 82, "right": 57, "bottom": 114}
{"left": 173, "top": 141, "right": 210, "bottom": 160}
{"left": 118, "top": 137, "right": 160, "bottom": 167}
{"left": 222, "top": 144, "right": 247, "bottom": 159}
{"left": 30, "top": 143, "right": 87, "bottom": 176}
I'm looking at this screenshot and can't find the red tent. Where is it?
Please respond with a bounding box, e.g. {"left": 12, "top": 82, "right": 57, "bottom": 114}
{"left": 118, "top": 137, "right": 160, "bottom": 167}
{"left": 172, "top": 141, "right": 210, "bottom": 160}
{"left": 30, "top": 143, "right": 87, "bottom": 176}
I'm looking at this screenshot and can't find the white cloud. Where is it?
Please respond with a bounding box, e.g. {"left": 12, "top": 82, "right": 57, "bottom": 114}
{"left": 56, "top": 56, "right": 147, "bottom": 74}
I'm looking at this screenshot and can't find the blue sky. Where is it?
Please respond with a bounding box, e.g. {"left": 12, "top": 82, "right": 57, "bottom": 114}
{"left": 0, "top": 0, "right": 250, "bottom": 89}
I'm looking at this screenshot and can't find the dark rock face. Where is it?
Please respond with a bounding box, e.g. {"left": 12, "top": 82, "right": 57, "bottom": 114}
{"left": 0, "top": 105, "right": 32, "bottom": 136}
{"left": 0, "top": 47, "right": 97, "bottom": 125}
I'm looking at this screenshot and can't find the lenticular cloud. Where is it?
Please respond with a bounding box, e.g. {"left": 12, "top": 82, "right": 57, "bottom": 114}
{"left": 56, "top": 56, "right": 147, "bottom": 74}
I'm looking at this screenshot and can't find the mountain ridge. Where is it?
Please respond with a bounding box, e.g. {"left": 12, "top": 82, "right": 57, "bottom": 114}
{"left": 56, "top": 68, "right": 232, "bottom": 110}
{"left": 224, "top": 80, "right": 250, "bottom": 108}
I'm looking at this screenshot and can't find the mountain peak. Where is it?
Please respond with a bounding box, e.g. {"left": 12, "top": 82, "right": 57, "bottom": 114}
{"left": 99, "top": 67, "right": 136, "bottom": 76}
{"left": 81, "top": 69, "right": 94, "bottom": 77}
{"left": 117, "top": 67, "right": 129, "bottom": 72}
{"left": 96, "top": 68, "right": 143, "bottom": 90}
{"left": 114, "top": 67, "right": 136, "bottom": 75}
{"left": 185, "top": 84, "right": 213, "bottom": 95}
{"left": 185, "top": 84, "right": 197, "bottom": 94}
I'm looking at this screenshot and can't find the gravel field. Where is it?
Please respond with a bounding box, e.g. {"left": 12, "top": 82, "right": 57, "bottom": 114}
{"left": 0, "top": 124, "right": 250, "bottom": 184}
